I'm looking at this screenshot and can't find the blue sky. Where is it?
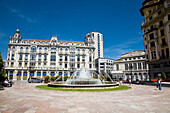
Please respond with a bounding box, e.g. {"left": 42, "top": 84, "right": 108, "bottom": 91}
{"left": 0, "top": 0, "right": 144, "bottom": 60}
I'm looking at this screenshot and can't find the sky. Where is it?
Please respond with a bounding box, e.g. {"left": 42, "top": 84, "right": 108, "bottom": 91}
{"left": 0, "top": 0, "right": 145, "bottom": 60}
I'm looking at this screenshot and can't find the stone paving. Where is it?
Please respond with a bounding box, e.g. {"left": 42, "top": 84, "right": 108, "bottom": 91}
{"left": 0, "top": 82, "right": 170, "bottom": 113}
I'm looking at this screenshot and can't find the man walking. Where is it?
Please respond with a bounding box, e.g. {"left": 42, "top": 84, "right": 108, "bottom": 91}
{"left": 158, "top": 78, "right": 162, "bottom": 90}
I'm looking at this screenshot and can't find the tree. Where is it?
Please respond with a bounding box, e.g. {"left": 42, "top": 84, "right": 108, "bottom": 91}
{"left": 0, "top": 52, "right": 6, "bottom": 82}
{"left": 162, "top": 72, "right": 167, "bottom": 80}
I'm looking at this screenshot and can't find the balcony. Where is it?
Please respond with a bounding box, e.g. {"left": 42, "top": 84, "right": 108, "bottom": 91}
{"left": 161, "top": 43, "right": 168, "bottom": 48}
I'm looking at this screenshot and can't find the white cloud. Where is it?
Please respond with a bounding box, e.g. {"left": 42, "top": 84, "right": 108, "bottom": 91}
{"left": 0, "top": 32, "right": 7, "bottom": 39}
{"left": 7, "top": 6, "right": 36, "bottom": 23}
{"left": 104, "top": 37, "right": 143, "bottom": 59}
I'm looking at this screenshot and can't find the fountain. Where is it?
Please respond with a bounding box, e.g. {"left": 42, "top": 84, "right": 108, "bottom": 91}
{"left": 48, "top": 65, "right": 119, "bottom": 88}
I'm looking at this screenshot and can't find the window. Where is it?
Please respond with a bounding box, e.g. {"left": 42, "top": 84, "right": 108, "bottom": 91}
{"left": 159, "top": 20, "right": 163, "bottom": 27}
{"left": 77, "top": 49, "right": 80, "bottom": 53}
{"left": 70, "top": 63, "right": 75, "bottom": 68}
{"left": 149, "top": 16, "right": 152, "bottom": 20}
{"left": 82, "top": 56, "right": 85, "bottom": 62}
{"left": 38, "top": 55, "right": 41, "bottom": 60}
{"left": 51, "top": 48, "right": 56, "bottom": 50}
{"left": 151, "top": 51, "right": 156, "bottom": 59}
{"left": 44, "top": 63, "right": 46, "bottom": 67}
{"left": 82, "top": 49, "right": 85, "bottom": 53}
{"left": 65, "top": 48, "right": 68, "bottom": 52}
{"left": 133, "top": 63, "right": 137, "bottom": 70}
{"left": 150, "top": 41, "right": 155, "bottom": 47}
{"left": 70, "top": 56, "right": 75, "bottom": 62}
{"left": 11, "top": 54, "right": 14, "bottom": 60}
{"left": 37, "top": 72, "right": 41, "bottom": 76}
{"left": 70, "top": 48, "right": 75, "bottom": 53}
{"left": 24, "top": 63, "right": 27, "bottom": 67}
{"left": 26, "top": 47, "right": 29, "bottom": 51}
{"left": 39, "top": 47, "right": 42, "bottom": 51}
{"left": 158, "top": 10, "right": 161, "bottom": 15}
{"left": 162, "top": 38, "right": 166, "bottom": 45}
{"left": 19, "top": 54, "right": 22, "bottom": 60}
{"left": 51, "top": 55, "right": 56, "bottom": 61}
{"left": 116, "top": 64, "right": 119, "bottom": 71}
{"left": 30, "top": 54, "right": 36, "bottom": 60}
{"left": 13, "top": 46, "right": 15, "bottom": 50}
{"left": 59, "top": 48, "right": 62, "bottom": 51}
{"left": 65, "top": 63, "right": 67, "bottom": 68}
{"left": 65, "top": 56, "right": 67, "bottom": 61}
{"left": 125, "top": 64, "right": 128, "bottom": 70}
{"left": 89, "top": 64, "right": 92, "bottom": 68}
{"left": 143, "top": 62, "right": 146, "bottom": 69}
{"left": 11, "top": 62, "right": 14, "bottom": 67}
{"left": 59, "top": 63, "right": 62, "bottom": 68}
{"left": 89, "top": 56, "right": 92, "bottom": 62}
{"left": 30, "top": 62, "right": 35, "bottom": 67}
{"left": 138, "top": 63, "right": 141, "bottom": 69}
{"left": 45, "top": 48, "right": 47, "bottom": 51}
{"left": 44, "top": 55, "right": 47, "bottom": 61}
{"left": 168, "top": 14, "right": 170, "bottom": 20}
{"left": 161, "top": 49, "right": 165, "bottom": 58}
{"left": 149, "top": 33, "right": 154, "bottom": 40}
{"left": 60, "top": 55, "right": 62, "bottom": 61}
{"left": 77, "top": 63, "right": 80, "bottom": 68}
{"left": 51, "top": 63, "right": 56, "bottom": 67}
{"left": 129, "top": 63, "right": 132, "bottom": 70}
{"left": 166, "top": 48, "right": 169, "bottom": 58}
{"left": 31, "top": 46, "right": 36, "bottom": 52}
{"left": 38, "top": 63, "right": 41, "bottom": 67}
{"left": 19, "top": 62, "right": 22, "bottom": 67}
{"left": 25, "top": 54, "right": 28, "bottom": 60}
{"left": 160, "top": 29, "right": 165, "bottom": 36}
{"left": 77, "top": 56, "right": 80, "bottom": 61}
{"left": 20, "top": 47, "right": 23, "bottom": 51}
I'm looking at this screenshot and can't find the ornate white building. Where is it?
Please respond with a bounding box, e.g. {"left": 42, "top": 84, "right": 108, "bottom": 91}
{"left": 5, "top": 29, "right": 104, "bottom": 80}
{"left": 113, "top": 50, "right": 149, "bottom": 81}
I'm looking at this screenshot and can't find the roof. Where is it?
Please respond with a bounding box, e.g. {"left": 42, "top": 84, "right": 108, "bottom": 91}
{"left": 121, "top": 50, "right": 144, "bottom": 56}
{"left": 22, "top": 39, "right": 84, "bottom": 44}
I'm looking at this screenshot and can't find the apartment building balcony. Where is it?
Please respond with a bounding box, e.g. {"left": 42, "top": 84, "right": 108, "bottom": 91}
{"left": 161, "top": 43, "right": 168, "bottom": 48}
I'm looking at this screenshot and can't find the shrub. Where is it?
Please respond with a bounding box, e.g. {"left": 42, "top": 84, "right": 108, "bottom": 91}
{"left": 162, "top": 72, "right": 167, "bottom": 80}
{"left": 45, "top": 76, "right": 50, "bottom": 81}
{"left": 50, "top": 76, "right": 56, "bottom": 81}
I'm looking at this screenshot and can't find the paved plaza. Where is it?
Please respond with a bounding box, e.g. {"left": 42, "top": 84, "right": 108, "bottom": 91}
{"left": 0, "top": 82, "right": 170, "bottom": 113}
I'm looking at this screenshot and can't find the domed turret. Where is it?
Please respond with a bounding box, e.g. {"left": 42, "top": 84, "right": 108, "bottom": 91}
{"left": 10, "top": 29, "right": 22, "bottom": 43}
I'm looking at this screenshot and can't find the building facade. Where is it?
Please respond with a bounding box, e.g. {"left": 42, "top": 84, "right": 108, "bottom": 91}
{"left": 85, "top": 32, "right": 104, "bottom": 59}
{"left": 140, "top": 0, "right": 170, "bottom": 81}
{"left": 5, "top": 29, "right": 103, "bottom": 81}
{"left": 113, "top": 50, "right": 149, "bottom": 81}
{"left": 95, "top": 58, "right": 114, "bottom": 74}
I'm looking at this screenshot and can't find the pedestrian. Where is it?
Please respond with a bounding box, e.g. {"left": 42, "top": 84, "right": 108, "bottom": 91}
{"left": 158, "top": 78, "right": 161, "bottom": 90}
{"left": 129, "top": 79, "right": 131, "bottom": 85}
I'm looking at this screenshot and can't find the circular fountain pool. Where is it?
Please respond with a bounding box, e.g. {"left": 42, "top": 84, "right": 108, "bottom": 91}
{"left": 48, "top": 65, "right": 119, "bottom": 89}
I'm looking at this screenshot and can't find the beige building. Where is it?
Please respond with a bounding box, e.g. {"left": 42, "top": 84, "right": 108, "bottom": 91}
{"left": 5, "top": 29, "right": 103, "bottom": 81}
{"left": 140, "top": 0, "right": 170, "bottom": 81}
{"left": 113, "top": 50, "right": 149, "bottom": 81}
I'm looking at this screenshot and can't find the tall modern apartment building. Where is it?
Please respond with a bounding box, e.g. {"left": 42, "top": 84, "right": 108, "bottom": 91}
{"left": 85, "top": 32, "right": 104, "bottom": 59}
{"left": 5, "top": 29, "right": 103, "bottom": 81}
{"left": 140, "top": 0, "right": 170, "bottom": 81}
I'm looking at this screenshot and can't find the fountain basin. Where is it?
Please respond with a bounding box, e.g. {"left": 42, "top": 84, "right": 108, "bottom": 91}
{"left": 48, "top": 83, "right": 119, "bottom": 89}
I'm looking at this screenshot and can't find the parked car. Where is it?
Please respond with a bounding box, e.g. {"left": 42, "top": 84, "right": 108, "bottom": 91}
{"left": 28, "top": 77, "right": 43, "bottom": 83}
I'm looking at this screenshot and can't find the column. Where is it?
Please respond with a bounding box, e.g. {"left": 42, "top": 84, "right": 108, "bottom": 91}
{"left": 27, "top": 71, "right": 30, "bottom": 79}
{"left": 62, "top": 71, "right": 64, "bottom": 83}
{"left": 41, "top": 71, "right": 43, "bottom": 79}
{"left": 21, "top": 70, "right": 24, "bottom": 80}
{"left": 34, "top": 71, "right": 37, "bottom": 78}
{"left": 13, "top": 70, "right": 18, "bottom": 81}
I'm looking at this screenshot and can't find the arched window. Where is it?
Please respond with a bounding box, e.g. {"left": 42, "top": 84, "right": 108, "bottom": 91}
{"left": 20, "top": 47, "right": 23, "bottom": 51}
{"left": 31, "top": 46, "right": 36, "bottom": 52}
{"left": 26, "top": 47, "right": 29, "bottom": 51}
